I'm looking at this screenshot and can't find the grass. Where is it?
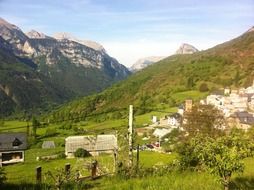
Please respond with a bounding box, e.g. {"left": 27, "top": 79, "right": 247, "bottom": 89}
{"left": 2, "top": 119, "right": 254, "bottom": 189}
{"left": 93, "top": 171, "right": 223, "bottom": 190}
{"left": 0, "top": 120, "right": 30, "bottom": 132}
{"left": 139, "top": 151, "right": 177, "bottom": 168}
{"left": 4, "top": 147, "right": 114, "bottom": 184}
{"left": 171, "top": 90, "right": 209, "bottom": 103}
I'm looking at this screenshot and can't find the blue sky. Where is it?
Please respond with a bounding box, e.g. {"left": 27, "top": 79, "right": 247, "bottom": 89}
{"left": 0, "top": 0, "right": 253, "bottom": 67}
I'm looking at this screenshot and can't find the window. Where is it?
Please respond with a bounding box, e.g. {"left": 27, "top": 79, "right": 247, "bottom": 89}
{"left": 12, "top": 138, "right": 22, "bottom": 147}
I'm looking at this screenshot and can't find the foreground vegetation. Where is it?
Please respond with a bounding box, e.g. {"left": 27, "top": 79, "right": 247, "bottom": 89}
{"left": 1, "top": 118, "right": 254, "bottom": 190}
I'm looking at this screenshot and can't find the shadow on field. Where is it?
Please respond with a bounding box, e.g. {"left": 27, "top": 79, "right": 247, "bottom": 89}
{"left": 230, "top": 177, "right": 254, "bottom": 190}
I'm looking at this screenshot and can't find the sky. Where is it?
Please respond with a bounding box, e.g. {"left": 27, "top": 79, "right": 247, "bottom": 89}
{"left": 0, "top": 0, "right": 253, "bottom": 67}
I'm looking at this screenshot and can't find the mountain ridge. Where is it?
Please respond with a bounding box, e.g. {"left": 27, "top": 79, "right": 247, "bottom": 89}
{"left": 46, "top": 27, "right": 254, "bottom": 122}
{"left": 0, "top": 17, "right": 130, "bottom": 116}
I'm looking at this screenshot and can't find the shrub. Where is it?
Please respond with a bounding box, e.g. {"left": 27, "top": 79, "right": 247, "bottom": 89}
{"left": 199, "top": 83, "right": 209, "bottom": 92}
{"left": 74, "top": 148, "right": 91, "bottom": 158}
{"left": 0, "top": 167, "right": 6, "bottom": 185}
{"left": 44, "top": 128, "right": 57, "bottom": 137}
{"left": 57, "top": 152, "right": 66, "bottom": 159}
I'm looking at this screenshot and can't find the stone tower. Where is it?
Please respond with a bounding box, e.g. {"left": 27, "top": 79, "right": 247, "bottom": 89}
{"left": 185, "top": 99, "right": 193, "bottom": 112}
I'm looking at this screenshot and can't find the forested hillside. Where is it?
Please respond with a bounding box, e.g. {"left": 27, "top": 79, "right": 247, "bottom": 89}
{"left": 47, "top": 28, "right": 254, "bottom": 122}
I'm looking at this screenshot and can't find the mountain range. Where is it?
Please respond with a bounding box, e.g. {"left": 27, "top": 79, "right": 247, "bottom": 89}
{"left": 47, "top": 27, "right": 254, "bottom": 122}
{"left": 0, "top": 17, "right": 130, "bottom": 116}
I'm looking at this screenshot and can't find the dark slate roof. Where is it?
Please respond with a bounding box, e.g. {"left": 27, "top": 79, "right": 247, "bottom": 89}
{"left": 0, "top": 133, "right": 27, "bottom": 151}
{"left": 178, "top": 104, "right": 184, "bottom": 109}
{"left": 169, "top": 113, "right": 182, "bottom": 119}
{"left": 233, "top": 112, "right": 254, "bottom": 125}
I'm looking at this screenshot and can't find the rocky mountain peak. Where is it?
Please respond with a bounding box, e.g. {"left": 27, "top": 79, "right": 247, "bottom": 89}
{"left": 175, "top": 43, "right": 198, "bottom": 54}
{"left": 0, "top": 17, "right": 22, "bottom": 31}
{"left": 53, "top": 32, "right": 105, "bottom": 52}
{"left": 26, "top": 30, "right": 51, "bottom": 39}
{"left": 53, "top": 32, "right": 74, "bottom": 40}
{"left": 246, "top": 26, "right": 254, "bottom": 33}
{"left": 130, "top": 56, "right": 165, "bottom": 72}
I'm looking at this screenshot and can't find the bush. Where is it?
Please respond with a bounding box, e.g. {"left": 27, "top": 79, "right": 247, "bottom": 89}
{"left": 74, "top": 148, "right": 91, "bottom": 158}
{"left": 59, "top": 122, "right": 72, "bottom": 130}
{"left": 0, "top": 167, "right": 6, "bottom": 185}
{"left": 44, "top": 128, "right": 57, "bottom": 137}
{"left": 199, "top": 83, "right": 209, "bottom": 92}
{"left": 57, "top": 152, "right": 66, "bottom": 159}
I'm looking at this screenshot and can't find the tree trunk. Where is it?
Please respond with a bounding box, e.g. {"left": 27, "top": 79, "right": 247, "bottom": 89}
{"left": 224, "top": 175, "right": 230, "bottom": 190}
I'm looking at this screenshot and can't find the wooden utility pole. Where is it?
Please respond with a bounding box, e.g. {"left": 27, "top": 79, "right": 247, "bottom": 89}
{"left": 128, "top": 105, "right": 134, "bottom": 167}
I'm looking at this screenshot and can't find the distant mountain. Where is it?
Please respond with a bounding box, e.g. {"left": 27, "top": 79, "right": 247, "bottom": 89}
{"left": 53, "top": 32, "right": 106, "bottom": 52}
{"left": 26, "top": 30, "right": 53, "bottom": 39}
{"left": 130, "top": 56, "right": 165, "bottom": 72}
{"left": 130, "top": 43, "right": 198, "bottom": 72}
{"left": 175, "top": 43, "right": 198, "bottom": 54}
{"left": 0, "top": 17, "right": 130, "bottom": 116}
{"left": 47, "top": 27, "right": 254, "bottom": 122}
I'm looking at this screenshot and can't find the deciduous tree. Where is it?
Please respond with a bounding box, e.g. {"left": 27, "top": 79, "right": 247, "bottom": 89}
{"left": 183, "top": 104, "right": 225, "bottom": 138}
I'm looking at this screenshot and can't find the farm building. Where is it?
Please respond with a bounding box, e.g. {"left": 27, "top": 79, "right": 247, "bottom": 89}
{"left": 42, "top": 141, "right": 55, "bottom": 149}
{"left": 0, "top": 133, "right": 27, "bottom": 166}
{"left": 65, "top": 134, "right": 117, "bottom": 157}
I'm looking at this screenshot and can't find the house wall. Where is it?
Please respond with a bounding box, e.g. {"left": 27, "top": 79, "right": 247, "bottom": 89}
{"left": 0, "top": 151, "right": 24, "bottom": 165}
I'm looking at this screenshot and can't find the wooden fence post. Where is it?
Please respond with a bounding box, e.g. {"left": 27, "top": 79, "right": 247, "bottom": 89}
{"left": 113, "top": 149, "right": 117, "bottom": 173}
{"left": 91, "top": 160, "right": 98, "bottom": 179}
{"left": 136, "top": 144, "right": 140, "bottom": 173}
{"left": 36, "top": 166, "right": 42, "bottom": 184}
{"left": 65, "top": 163, "right": 71, "bottom": 181}
{"left": 65, "top": 163, "right": 71, "bottom": 175}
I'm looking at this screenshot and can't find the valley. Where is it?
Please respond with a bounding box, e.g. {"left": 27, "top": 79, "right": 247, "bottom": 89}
{"left": 0, "top": 1, "right": 254, "bottom": 189}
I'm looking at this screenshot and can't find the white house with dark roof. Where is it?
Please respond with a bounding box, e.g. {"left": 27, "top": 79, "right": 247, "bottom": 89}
{"left": 0, "top": 133, "right": 27, "bottom": 166}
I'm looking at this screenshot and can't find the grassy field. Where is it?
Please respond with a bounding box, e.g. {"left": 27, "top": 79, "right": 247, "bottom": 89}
{"left": 4, "top": 148, "right": 115, "bottom": 184}
{"left": 1, "top": 119, "right": 254, "bottom": 189}
{"left": 171, "top": 90, "right": 209, "bottom": 103}
{"left": 3, "top": 145, "right": 254, "bottom": 189}
{"left": 93, "top": 171, "right": 223, "bottom": 190}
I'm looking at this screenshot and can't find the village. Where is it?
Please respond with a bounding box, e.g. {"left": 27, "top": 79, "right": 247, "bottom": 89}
{"left": 135, "top": 81, "right": 254, "bottom": 151}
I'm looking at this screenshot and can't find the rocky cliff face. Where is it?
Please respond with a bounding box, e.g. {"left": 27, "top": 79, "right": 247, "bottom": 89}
{"left": 130, "top": 56, "right": 165, "bottom": 72}
{"left": 0, "top": 18, "right": 130, "bottom": 93}
{"left": 0, "top": 17, "right": 130, "bottom": 115}
{"left": 175, "top": 43, "right": 198, "bottom": 54}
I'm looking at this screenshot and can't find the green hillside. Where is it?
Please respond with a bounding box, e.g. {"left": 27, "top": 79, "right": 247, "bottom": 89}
{"left": 47, "top": 29, "right": 254, "bottom": 122}
{"left": 0, "top": 38, "right": 74, "bottom": 116}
